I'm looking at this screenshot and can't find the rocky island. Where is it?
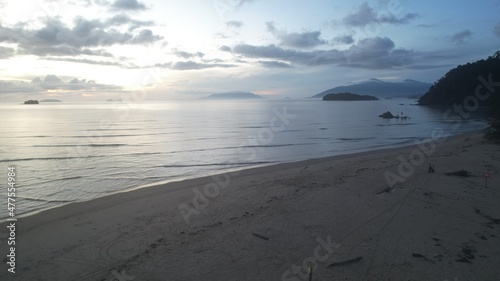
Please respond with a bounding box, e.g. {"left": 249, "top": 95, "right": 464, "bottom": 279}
{"left": 323, "top": 92, "right": 379, "bottom": 101}
{"left": 24, "top": 100, "right": 39, "bottom": 104}
{"left": 378, "top": 111, "right": 410, "bottom": 119}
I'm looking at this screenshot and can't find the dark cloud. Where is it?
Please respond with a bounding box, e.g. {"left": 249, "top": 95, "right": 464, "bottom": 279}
{"left": 225, "top": 37, "right": 432, "bottom": 70}
{"left": 417, "top": 23, "right": 437, "bottom": 28}
{"left": 226, "top": 21, "right": 244, "bottom": 28}
{"left": 0, "top": 74, "right": 121, "bottom": 95}
{"left": 106, "top": 14, "right": 154, "bottom": 30}
{"left": 333, "top": 35, "right": 354, "bottom": 45}
{"left": 0, "top": 17, "right": 163, "bottom": 57}
{"left": 155, "top": 61, "right": 236, "bottom": 70}
{"left": 0, "top": 80, "right": 39, "bottom": 94}
{"left": 219, "top": 45, "right": 232, "bottom": 52}
{"left": 111, "top": 0, "right": 146, "bottom": 11}
{"left": 258, "top": 60, "right": 292, "bottom": 68}
{"left": 130, "top": 29, "right": 162, "bottom": 44}
{"left": 0, "top": 46, "right": 15, "bottom": 58}
{"left": 494, "top": 23, "right": 500, "bottom": 37}
{"left": 343, "top": 2, "right": 419, "bottom": 27}
{"left": 229, "top": 43, "right": 344, "bottom": 65}
{"left": 31, "top": 74, "right": 122, "bottom": 91}
{"left": 42, "top": 74, "right": 63, "bottom": 83}
{"left": 343, "top": 38, "right": 413, "bottom": 69}
{"left": 265, "top": 21, "right": 326, "bottom": 49}
{"left": 279, "top": 31, "right": 326, "bottom": 49}
{"left": 172, "top": 49, "right": 204, "bottom": 59}
{"left": 44, "top": 57, "right": 136, "bottom": 68}
{"left": 266, "top": 21, "right": 277, "bottom": 33}
{"left": 450, "top": 30, "right": 472, "bottom": 45}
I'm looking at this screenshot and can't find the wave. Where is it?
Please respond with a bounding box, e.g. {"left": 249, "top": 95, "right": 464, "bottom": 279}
{"left": 375, "top": 123, "right": 418, "bottom": 126}
{"left": 337, "top": 137, "right": 376, "bottom": 141}
{"left": 16, "top": 196, "right": 76, "bottom": 203}
{"left": 0, "top": 155, "right": 104, "bottom": 163}
{"left": 32, "top": 144, "right": 137, "bottom": 147}
{"left": 158, "top": 161, "right": 273, "bottom": 168}
{"left": 37, "top": 176, "right": 84, "bottom": 185}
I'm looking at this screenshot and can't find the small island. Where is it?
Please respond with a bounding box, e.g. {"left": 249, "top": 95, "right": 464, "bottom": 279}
{"left": 24, "top": 100, "right": 39, "bottom": 104}
{"left": 322, "top": 92, "right": 379, "bottom": 101}
{"left": 378, "top": 111, "right": 410, "bottom": 119}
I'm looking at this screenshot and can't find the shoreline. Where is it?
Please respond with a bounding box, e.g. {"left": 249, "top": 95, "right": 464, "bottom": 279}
{"left": 1, "top": 128, "right": 499, "bottom": 280}
{"left": 12, "top": 128, "right": 489, "bottom": 221}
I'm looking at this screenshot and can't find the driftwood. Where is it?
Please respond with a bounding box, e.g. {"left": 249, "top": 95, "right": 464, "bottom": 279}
{"left": 327, "top": 256, "right": 363, "bottom": 268}
{"left": 252, "top": 233, "right": 269, "bottom": 241}
{"left": 376, "top": 187, "right": 393, "bottom": 194}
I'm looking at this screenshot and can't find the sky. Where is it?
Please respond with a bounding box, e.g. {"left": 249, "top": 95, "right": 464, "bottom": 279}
{"left": 0, "top": 0, "right": 499, "bottom": 101}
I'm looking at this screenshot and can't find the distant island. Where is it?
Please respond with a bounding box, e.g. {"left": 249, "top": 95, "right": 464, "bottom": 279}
{"left": 323, "top": 92, "right": 379, "bottom": 101}
{"left": 107, "top": 99, "right": 122, "bottom": 102}
{"left": 40, "top": 99, "right": 62, "bottom": 102}
{"left": 24, "top": 100, "right": 39, "bottom": 104}
{"left": 312, "top": 79, "right": 431, "bottom": 99}
{"left": 203, "top": 92, "right": 264, "bottom": 100}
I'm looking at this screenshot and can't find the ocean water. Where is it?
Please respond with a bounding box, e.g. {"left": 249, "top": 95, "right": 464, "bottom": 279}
{"left": 0, "top": 99, "right": 489, "bottom": 218}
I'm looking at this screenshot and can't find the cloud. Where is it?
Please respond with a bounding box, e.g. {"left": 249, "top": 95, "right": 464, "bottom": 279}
{"left": 333, "top": 35, "right": 354, "bottom": 44}
{"left": 343, "top": 37, "right": 414, "bottom": 69}
{"left": 31, "top": 74, "right": 122, "bottom": 91}
{"left": 156, "top": 61, "right": 236, "bottom": 70}
{"left": 219, "top": 45, "right": 232, "bottom": 52}
{"left": 111, "top": 0, "right": 147, "bottom": 11}
{"left": 279, "top": 31, "right": 326, "bottom": 49}
{"left": 130, "top": 29, "right": 162, "bottom": 44}
{"left": 343, "top": 2, "right": 419, "bottom": 27}
{"left": 0, "top": 17, "right": 163, "bottom": 57}
{"left": 226, "top": 21, "right": 244, "bottom": 28}
{"left": 172, "top": 49, "right": 204, "bottom": 59}
{"left": 224, "top": 36, "right": 437, "bottom": 70}
{"left": 450, "top": 30, "right": 472, "bottom": 45}
{"left": 0, "top": 46, "right": 15, "bottom": 58}
{"left": 417, "top": 23, "right": 437, "bottom": 28}
{"left": 106, "top": 14, "right": 155, "bottom": 30}
{"left": 258, "top": 60, "right": 292, "bottom": 68}
{"left": 0, "top": 75, "right": 122, "bottom": 95}
{"left": 228, "top": 43, "right": 344, "bottom": 65}
{"left": 43, "top": 57, "right": 136, "bottom": 68}
{"left": 494, "top": 23, "right": 500, "bottom": 37}
{"left": 266, "top": 21, "right": 326, "bottom": 49}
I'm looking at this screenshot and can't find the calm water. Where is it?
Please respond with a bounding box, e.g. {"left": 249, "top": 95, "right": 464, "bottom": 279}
{"left": 0, "top": 99, "right": 489, "bottom": 218}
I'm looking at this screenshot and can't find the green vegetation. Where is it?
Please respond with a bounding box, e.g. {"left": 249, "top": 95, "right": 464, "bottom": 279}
{"left": 418, "top": 51, "right": 500, "bottom": 137}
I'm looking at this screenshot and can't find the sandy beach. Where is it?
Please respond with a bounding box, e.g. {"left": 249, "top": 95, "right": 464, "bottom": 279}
{"left": 2, "top": 130, "right": 499, "bottom": 281}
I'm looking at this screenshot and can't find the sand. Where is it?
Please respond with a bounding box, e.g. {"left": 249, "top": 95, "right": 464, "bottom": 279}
{"left": 1, "top": 131, "right": 499, "bottom": 281}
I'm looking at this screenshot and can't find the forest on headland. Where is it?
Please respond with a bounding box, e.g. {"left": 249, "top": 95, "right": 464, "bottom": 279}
{"left": 418, "top": 51, "right": 500, "bottom": 137}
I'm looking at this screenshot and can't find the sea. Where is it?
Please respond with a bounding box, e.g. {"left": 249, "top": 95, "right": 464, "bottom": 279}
{"left": 0, "top": 98, "right": 490, "bottom": 218}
